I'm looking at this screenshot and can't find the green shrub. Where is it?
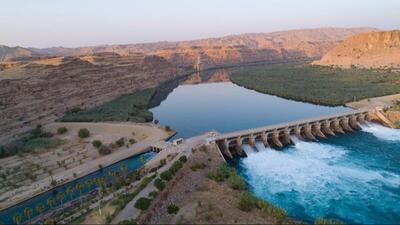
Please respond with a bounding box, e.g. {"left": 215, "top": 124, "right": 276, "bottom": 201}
{"left": 115, "top": 138, "right": 125, "bottom": 147}
{"left": 159, "top": 159, "right": 167, "bottom": 167}
{"left": 314, "top": 218, "right": 344, "bottom": 225}
{"left": 78, "top": 128, "right": 90, "bottom": 138}
{"left": 23, "top": 138, "right": 63, "bottom": 151}
{"left": 148, "top": 191, "right": 158, "bottom": 198}
{"left": 154, "top": 178, "right": 165, "bottom": 191}
{"left": 61, "top": 89, "right": 155, "bottom": 123}
{"left": 57, "top": 127, "right": 68, "bottom": 134}
{"left": 98, "top": 145, "right": 112, "bottom": 155}
{"left": 160, "top": 170, "right": 173, "bottom": 181}
{"left": 167, "top": 204, "right": 180, "bottom": 214}
{"left": 207, "top": 165, "right": 233, "bottom": 182}
{"left": 178, "top": 155, "right": 187, "bottom": 163}
{"left": 169, "top": 160, "right": 183, "bottom": 175}
{"left": 92, "top": 140, "right": 102, "bottom": 149}
{"left": 228, "top": 173, "right": 246, "bottom": 190}
{"left": 238, "top": 192, "right": 257, "bottom": 212}
{"left": 129, "top": 138, "right": 136, "bottom": 144}
{"left": 134, "top": 197, "right": 151, "bottom": 210}
{"left": 190, "top": 163, "right": 207, "bottom": 171}
{"left": 165, "top": 125, "right": 171, "bottom": 131}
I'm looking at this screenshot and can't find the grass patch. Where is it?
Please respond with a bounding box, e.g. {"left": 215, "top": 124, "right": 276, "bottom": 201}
{"left": 190, "top": 163, "right": 207, "bottom": 171}
{"left": 231, "top": 62, "right": 400, "bottom": 106}
{"left": 207, "top": 164, "right": 234, "bottom": 182}
{"left": 238, "top": 192, "right": 287, "bottom": 223}
{"left": 61, "top": 88, "right": 155, "bottom": 122}
{"left": 23, "top": 137, "right": 64, "bottom": 151}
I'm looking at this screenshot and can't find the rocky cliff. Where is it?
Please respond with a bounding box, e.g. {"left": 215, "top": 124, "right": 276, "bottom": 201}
{"left": 0, "top": 53, "right": 179, "bottom": 143}
{"left": 313, "top": 30, "right": 400, "bottom": 69}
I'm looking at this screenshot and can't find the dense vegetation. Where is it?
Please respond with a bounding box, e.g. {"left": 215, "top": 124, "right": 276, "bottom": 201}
{"left": 61, "top": 88, "right": 155, "bottom": 122}
{"left": 231, "top": 62, "right": 400, "bottom": 106}
{"left": 0, "top": 125, "right": 63, "bottom": 158}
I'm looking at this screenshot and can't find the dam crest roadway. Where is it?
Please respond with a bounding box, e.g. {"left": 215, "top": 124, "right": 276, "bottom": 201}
{"left": 212, "top": 108, "right": 384, "bottom": 159}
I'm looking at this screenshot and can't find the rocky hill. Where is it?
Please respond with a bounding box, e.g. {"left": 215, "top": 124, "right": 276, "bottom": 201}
{"left": 0, "top": 45, "right": 39, "bottom": 62}
{"left": 0, "top": 53, "right": 180, "bottom": 143}
{"left": 29, "top": 27, "right": 377, "bottom": 70}
{"left": 313, "top": 30, "right": 400, "bottom": 69}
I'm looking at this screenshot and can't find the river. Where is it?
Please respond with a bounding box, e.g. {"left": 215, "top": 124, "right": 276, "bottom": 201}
{"left": 150, "top": 68, "right": 400, "bottom": 224}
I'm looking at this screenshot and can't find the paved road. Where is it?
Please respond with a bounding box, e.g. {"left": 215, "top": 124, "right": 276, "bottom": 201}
{"left": 111, "top": 133, "right": 210, "bottom": 223}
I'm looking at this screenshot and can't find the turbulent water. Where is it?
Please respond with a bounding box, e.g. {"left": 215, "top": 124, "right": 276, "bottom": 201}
{"left": 236, "top": 123, "right": 400, "bottom": 224}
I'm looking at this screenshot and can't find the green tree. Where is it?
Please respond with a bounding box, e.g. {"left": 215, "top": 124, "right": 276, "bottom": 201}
{"left": 66, "top": 186, "right": 74, "bottom": 200}
{"left": 76, "top": 182, "right": 84, "bottom": 207}
{"left": 13, "top": 213, "right": 22, "bottom": 225}
{"left": 24, "top": 207, "right": 33, "bottom": 224}
{"left": 57, "top": 191, "right": 65, "bottom": 215}
{"left": 35, "top": 203, "right": 45, "bottom": 222}
{"left": 78, "top": 128, "right": 90, "bottom": 138}
{"left": 47, "top": 197, "right": 55, "bottom": 209}
{"left": 85, "top": 179, "right": 94, "bottom": 190}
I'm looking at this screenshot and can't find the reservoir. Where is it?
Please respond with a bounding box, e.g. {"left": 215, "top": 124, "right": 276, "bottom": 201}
{"left": 2, "top": 66, "right": 399, "bottom": 224}
{"left": 151, "top": 68, "right": 400, "bottom": 224}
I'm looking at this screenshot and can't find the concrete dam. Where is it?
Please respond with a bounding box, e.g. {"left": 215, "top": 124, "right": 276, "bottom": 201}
{"left": 214, "top": 109, "right": 378, "bottom": 159}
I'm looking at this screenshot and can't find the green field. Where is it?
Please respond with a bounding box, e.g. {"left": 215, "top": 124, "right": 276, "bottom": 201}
{"left": 61, "top": 88, "right": 155, "bottom": 122}
{"left": 230, "top": 63, "right": 400, "bottom": 106}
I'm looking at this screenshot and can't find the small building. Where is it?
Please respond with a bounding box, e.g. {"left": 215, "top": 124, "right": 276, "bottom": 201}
{"left": 172, "top": 138, "right": 184, "bottom": 146}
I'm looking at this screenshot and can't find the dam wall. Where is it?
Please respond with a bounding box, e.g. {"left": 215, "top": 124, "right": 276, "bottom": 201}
{"left": 213, "top": 109, "right": 377, "bottom": 159}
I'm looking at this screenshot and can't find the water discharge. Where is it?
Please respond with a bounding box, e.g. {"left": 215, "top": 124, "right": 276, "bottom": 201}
{"left": 234, "top": 124, "right": 400, "bottom": 224}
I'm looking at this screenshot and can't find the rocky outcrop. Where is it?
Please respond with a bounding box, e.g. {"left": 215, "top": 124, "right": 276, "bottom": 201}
{"left": 313, "top": 30, "right": 400, "bottom": 69}
{"left": 0, "top": 45, "right": 38, "bottom": 62}
{"left": 0, "top": 53, "right": 180, "bottom": 143}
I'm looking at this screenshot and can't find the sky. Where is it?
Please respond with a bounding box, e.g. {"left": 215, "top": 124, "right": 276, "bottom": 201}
{"left": 0, "top": 0, "right": 399, "bottom": 48}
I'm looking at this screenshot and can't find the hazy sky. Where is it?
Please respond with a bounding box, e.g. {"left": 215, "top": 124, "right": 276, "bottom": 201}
{"left": 1, "top": 0, "right": 399, "bottom": 48}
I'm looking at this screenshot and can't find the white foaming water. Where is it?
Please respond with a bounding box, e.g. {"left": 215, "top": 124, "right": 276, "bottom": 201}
{"left": 360, "top": 122, "right": 400, "bottom": 141}
{"left": 240, "top": 140, "right": 400, "bottom": 222}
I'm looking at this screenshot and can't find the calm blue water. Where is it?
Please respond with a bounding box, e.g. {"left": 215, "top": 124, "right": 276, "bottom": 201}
{"left": 150, "top": 76, "right": 400, "bottom": 224}
{"left": 0, "top": 151, "right": 155, "bottom": 224}
{"left": 150, "top": 82, "right": 350, "bottom": 138}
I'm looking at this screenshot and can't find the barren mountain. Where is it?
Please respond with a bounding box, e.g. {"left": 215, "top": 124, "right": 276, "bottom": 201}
{"left": 0, "top": 53, "right": 179, "bottom": 143}
{"left": 313, "top": 30, "right": 400, "bottom": 69}
{"left": 28, "top": 27, "right": 377, "bottom": 69}
{"left": 0, "top": 45, "right": 39, "bottom": 62}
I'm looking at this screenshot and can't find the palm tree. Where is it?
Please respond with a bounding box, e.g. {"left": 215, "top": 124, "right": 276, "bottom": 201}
{"left": 76, "top": 182, "right": 84, "bottom": 207}
{"left": 57, "top": 191, "right": 65, "bottom": 214}
{"left": 47, "top": 197, "right": 55, "bottom": 209}
{"left": 66, "top": 186, "right": 74, "bottom": 201}
{"left": 35, "top": 203, "right": 45, "bottom": 223}
{"left": 24, "top": 207, "right": 33, "bottom": 224}
{"left": 13, "top": 213, "right": 22, "bottom": 225}
{"left": 120, "top": 164, "right": 128, "bottom": 177}
{"left": 85, "top": 179, "right": 94, "bottom": 191}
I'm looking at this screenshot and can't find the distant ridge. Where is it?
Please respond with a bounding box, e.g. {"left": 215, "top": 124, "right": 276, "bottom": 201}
{"left": 313, "top": 30, "right": 400, "bottom": 69}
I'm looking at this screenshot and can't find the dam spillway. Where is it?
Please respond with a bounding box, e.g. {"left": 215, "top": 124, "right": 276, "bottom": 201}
{"left": 214, "top": 109, "right": 374, "bottom": 158}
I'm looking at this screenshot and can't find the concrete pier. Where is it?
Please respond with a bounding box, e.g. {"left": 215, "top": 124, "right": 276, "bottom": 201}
{"left": 214, "top": 109, "right": 372, "bottom": 159}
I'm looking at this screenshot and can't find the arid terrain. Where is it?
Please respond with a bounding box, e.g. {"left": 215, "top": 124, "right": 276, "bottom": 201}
{"left": 0, "top": 27, "right": 378, "bottom": 143}
{"left": 313, "top": 30, "right": 400, "bottom": 69}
